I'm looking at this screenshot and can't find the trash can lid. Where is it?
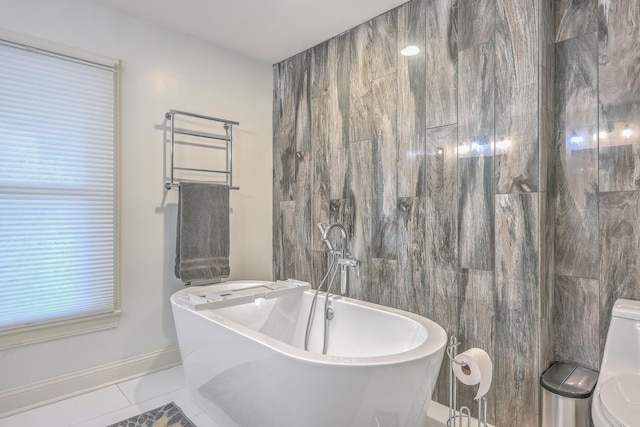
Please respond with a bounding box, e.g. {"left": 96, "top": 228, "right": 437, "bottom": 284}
{"left": 540, "top": 361, "right": 598, "bottom": 399}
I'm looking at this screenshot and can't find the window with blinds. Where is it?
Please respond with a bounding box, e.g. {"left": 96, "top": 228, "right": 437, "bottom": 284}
{"left": 0, "top": 39, "right": 119, "bottom": 348}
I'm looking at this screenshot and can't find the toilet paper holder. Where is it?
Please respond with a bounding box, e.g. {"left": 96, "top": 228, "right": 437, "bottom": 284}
{"left": 446, "top": 336, "right": 489, "bottom": 427}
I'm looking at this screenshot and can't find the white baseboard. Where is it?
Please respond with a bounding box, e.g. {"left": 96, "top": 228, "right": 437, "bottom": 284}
{"left": 0, "top": 346, "right": 182, "bottom": 418}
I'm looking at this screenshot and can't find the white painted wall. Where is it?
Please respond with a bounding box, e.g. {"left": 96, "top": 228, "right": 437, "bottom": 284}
{"left": 0, "top": 0, "right": 273, "bottom": 398}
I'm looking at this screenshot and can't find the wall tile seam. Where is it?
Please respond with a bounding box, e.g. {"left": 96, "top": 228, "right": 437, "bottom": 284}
{"left": 494, "top": 189, "right": 542, "bottom": 195}
{"left": 555, "top": 273, "right": 602, "bottom": 283}
{"left": 372, "top": 70, "right": 397, "bottom": 81}
{"left": 349, "top": 138, "right": 373, "bottom": 145}
{"left": 457, "top": 264, "right": 496, "bottom": 273}
{"left": 456, "top": 37, "right": 496, "bottom": 54}
{"left": 553, "top": 30, "right": 599, "bottom": 46}
{"left": 425, "top": 122, "right": 458, "bottom": 132}
{"left": 598, "top": 189, "right": 640, "bottom": 195}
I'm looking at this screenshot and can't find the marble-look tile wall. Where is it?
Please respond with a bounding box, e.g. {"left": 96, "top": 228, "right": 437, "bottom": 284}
{"left": 273, "top": 0, "right": 553, "bottom": 426}
{"left": 552, "top": 0, "right": 640, "bottom": 373}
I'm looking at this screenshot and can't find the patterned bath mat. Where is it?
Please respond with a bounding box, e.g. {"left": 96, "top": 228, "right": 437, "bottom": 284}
{"left": 107, "top": 402, "right": 195, "bottom": 427}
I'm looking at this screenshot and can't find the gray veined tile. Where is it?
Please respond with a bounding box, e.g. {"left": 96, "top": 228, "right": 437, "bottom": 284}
{"left": 311, "top": 94, "right": 331, "bottom": 252}
{"left": 397, "top": 0, "right": 427, "bottom": 198}
{"left": 539, "top": 104, "right": 554, "bottom": 193}
{"left": 554, "top": 33, "right": 599, "bottom": 279}
{"left": 372, "top": 9, "right": 398, "bottom": 79}
{"left": 458, "top": 271, "right": 495, "bottom": 329}
{"left": 542, "top": 189, "right": 556, "bottom": 301}
{"left": 349, "top": 23, "right": 373, "bottom": 143}
{"left": 457, "top": 268, "right": 496, "bottom": 424}
{"left": 539, "top": 192, "right": 555, "bottom": 373}
{"left": 599, "top": 191, "right": 640, "bottom": 359}
{"left": 555, "top": 33, "right": 598, "bottom": 151}
{"left": 396, "top": 196, "right": 427, "bottom": 315}
{"left": 311, "top": 43, "right": 329, "bottom": 100}
{"left": 426, "top": 266, "right": 460, "bottom": 336}
{"left": 458, "top": 156, "right": 495, "bottom": 271}
{"left": 274, "top": 53, "right": 311, "bottom": 202}
{"left": 458, "top": 42, "right": 494, "bottom": 159}
{"left": 272, "top": 198, "right": 282, "bottom": 280}
{"left": 494, "top": 111, "right": 539, "bottom": 194}
{"left": 287, "top": 55, "right": 312, "bottom": 283}
{"left": 598, "top": 0, "right": 640, "bottom": 117}
{"left": 327, "top": 33, "right": 350, "bottom": 200}
{"left": 555, "top": 0, "right": 597, "bottom": 43}
{"left": 457, "top": 0, "right": 495, "bottom": 51}
{"left": 276, "top": 201, "right": 296, "bottom": 280}
{"left": 425, "top": 125, "right": 458, "bottom": 267}
{"left": 554, "top": 274, "right": 600, "bottom": 370}
{"left": 600, "top": 145, "right": 637, "bottom": 192}
{"left": 554, "top": 145, "right": 599, "bottom": 279}
{"left": 496, "top": 192, "right": 540, "bottom": 275}
{"left": 598, "top": 0, "right": 640, "bottom": 192}
{"left": 293, "top": 150, "right": 312, "bottom": 282}
{"left": 293, "top": 52, "right": 311, "bottom": 153}
{"left": 350, "top": 22, "right": 373, "bottom": 99}
{"left": 494, "top": 193, "right": 539, "bottom": 427}
{"left": 272, "top": 200, "right": 281, "bottom": 280}
{"left": 371, "top": 258, "right": 397, "bottom": 308}
{"left": 539, "top": 0, "right": 555, "bottom": 69}
{"left": 429, "top": 266, "right": 460, "bottom": 407}
{"left": 272, "top": 63, "right": 285, "bottom": 203}
{"left": 272, "top": 61, "right": 294, "bottom": 202}
{"left": 424, "top": 0, "right": 458, "bottom": 129}
{"left": 424, "top": 125, "right": 459, "bottom": 409}
{"left": 495, "top": 193, "right": 540, "bottom": 310}
{"left": 372, "top": 74, "right": 398, "bottom": 260}
{"left": 349, "top": 92, "right": 372, "bottom": 144}
{"left": 494, "top": 0, "right": 539, "bottom": 194}
{"left": 346, "top": 140, "right": 374, "bottom": 301}
{"left": 540, "top": 61, "right": 555, "bottom": 114}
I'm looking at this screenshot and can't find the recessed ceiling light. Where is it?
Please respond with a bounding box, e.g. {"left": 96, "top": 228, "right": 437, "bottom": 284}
{"left": 400, "top": 45, "right": 420, "bottom": 56}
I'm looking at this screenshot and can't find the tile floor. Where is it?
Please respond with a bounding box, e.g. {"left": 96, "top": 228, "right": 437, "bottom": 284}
{"left": 0, "top": 365, "right": 458, "bottom": 427}
{"left": 0, "top": 365, "right": 221, "bottom": 427}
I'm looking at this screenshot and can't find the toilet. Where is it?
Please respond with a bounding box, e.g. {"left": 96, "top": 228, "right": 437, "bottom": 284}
{"left": 592, "top": 298, "right": 640, "bottom": 427}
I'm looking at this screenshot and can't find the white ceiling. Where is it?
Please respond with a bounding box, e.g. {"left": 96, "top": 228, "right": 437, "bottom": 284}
{"left": 89, "top": 0, "right": 407, "bottom": 64}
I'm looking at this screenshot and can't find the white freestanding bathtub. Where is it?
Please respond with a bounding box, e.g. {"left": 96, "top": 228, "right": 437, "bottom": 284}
{"left": 171, "top": 280, "right": 447, "bottom": 427}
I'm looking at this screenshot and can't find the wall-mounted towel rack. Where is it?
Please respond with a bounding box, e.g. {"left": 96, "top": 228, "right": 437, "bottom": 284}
{"left": 165, "top": 109, "right": 240, "bottom": 190}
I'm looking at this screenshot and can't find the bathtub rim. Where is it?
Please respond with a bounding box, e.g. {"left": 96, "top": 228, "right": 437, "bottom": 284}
{"left": 171, "top": 280, "right": 447, "bottom": 367}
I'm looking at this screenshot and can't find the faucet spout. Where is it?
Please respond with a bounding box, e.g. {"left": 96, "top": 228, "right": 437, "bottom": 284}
{"left": 321, "top": 222, "right": 348, "bottom": 258}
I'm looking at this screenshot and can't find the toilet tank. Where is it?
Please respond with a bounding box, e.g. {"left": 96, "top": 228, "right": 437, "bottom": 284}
{"left": 601, "top": 299, "right": 640, "bottom": 376}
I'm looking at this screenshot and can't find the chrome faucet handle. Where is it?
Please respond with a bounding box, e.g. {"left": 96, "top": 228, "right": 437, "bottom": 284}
{"left": 316, "top": 222, "right": 327, "bottom": 235}
{"left": 338, "top": 256, "right": 360, "bottom": 277}
{"left": 338, "top": 257, "right": 358, "bottom": 268}
{"left": 316, "top": 222, "right": 334, "bottom": 252}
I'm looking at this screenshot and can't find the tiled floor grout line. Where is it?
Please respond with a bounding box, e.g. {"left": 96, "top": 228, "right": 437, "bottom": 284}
{"left": 114, "top": 383, "right": 133, "bottom": 406}
{"left": 68, "top": 385, "right": 130, "bottom": 427}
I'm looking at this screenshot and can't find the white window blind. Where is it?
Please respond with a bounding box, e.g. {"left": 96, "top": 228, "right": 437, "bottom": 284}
{"left": 0, "top": 40, "right": 119, "bottom": 346}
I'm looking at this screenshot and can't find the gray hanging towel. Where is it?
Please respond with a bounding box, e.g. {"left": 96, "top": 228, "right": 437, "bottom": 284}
{"left": 175, "top": 182, "right": 230, "bottom": 284}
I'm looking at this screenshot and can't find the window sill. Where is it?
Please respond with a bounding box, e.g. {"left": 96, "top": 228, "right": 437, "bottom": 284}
{"left": 0, "top": 311, "right": 121, "bottom": 350}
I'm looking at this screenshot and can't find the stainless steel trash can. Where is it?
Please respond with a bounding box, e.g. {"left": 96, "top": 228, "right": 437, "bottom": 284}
{"left": 540, "top": 362, "right": 598, "bottom": 427}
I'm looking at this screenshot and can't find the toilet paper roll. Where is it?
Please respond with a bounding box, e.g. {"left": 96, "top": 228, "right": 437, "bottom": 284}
{"left": 452, "top": 348, "right": 493, "bottom": 400}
